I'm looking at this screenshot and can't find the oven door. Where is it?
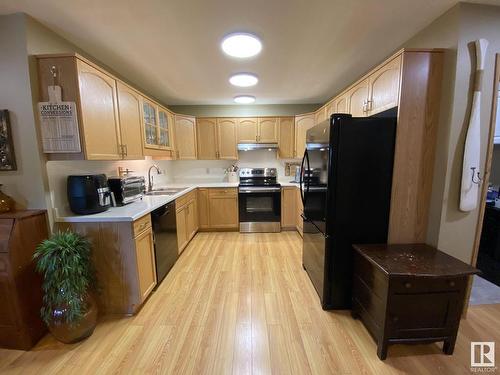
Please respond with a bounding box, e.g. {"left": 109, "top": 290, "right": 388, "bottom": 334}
{"left": 238, "top": 187, "right": 281, "bottom": 232}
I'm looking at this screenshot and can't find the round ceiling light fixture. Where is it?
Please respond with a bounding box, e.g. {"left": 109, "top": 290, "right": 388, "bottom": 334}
{"left": 229, "top": 73, "right": 259, "bottom": 87}
{"left": 234, "top": 95, "right": 256, "bottom": 104}
{"left": 221, "top": 33, "right": 262, "bottom": 58}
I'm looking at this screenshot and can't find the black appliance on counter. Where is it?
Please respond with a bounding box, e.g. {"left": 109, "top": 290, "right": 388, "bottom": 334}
{"left": 108, "top": 176, "right": 145, "bottom": 205}
{"left": 151, "top": 201, "right": 179, "bottom": 283}
{"left": 301, "top": 113, "right": 397, "bottom": 310}
{"left": 67, "top": 174, "right": 112, "bottom": 215}
{"left": 239, "top": 168, "right": 281, "bottom": 233}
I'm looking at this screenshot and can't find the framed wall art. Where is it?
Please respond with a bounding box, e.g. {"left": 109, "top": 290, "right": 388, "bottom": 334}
{"left": 0, "top": 110, "right": 17, "bottom": 171}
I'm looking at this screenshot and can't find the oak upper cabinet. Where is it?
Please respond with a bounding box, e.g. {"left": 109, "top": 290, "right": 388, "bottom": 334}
{"left": 237, "top": 118, "right": 258, "bottom": 143}
{"left": 157, "top": 107, "right": 174, "bottom": 150}
{"left": 325, "top": 99, "right": 336, "bottom": 119}
{"left": 281, "top": 187, "right": 296, "bottom": 229}
{"left": 258, "top": 117, "right": 279, "bottom": 143}
{"left": 116, "top": 82, "right": 144, "bottom": 160}
{"left": 295, "top": 113, "right": 315, "bottom": 158}
{"left": 196, "top": 118, "right": 237, "bottom": 160}
{"left": 314, "top": 107, "right": 327, "bottom": 125}
{"left": 76, "top": 59, "right": 122, "bottom": 160}
{"left": 217, "top": 118, "right": 238, "bottom": 159}
{"left": 174, "top": 115, "right": 197, "bottom": 160}
{"left": 278, "top": 117, "right": 295, "bottom": 159}
{"left": 335, "top": 93, "right": 349, "bottom": 114}
{"left": 367, "top": 55, "right": 402, "bottom": 116}
{"left": 208, "top": 188, "right": 239, "bottom": 229}
{"left": 196, "top": 118, "right": 218, "bottom": 159}
{"left": 141, "top": 98, "right": 174, "bottom": 159}
{"left": 348, "top": 78, "right": 370, "bottom": 117}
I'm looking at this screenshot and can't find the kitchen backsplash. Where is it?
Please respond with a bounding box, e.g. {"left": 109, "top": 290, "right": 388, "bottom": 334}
{"left": 46, "top": 150, "right": 298, "bottom": 215}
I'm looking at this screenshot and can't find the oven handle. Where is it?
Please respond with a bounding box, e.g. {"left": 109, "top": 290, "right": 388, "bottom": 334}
{"left": 238, "top": 188, "right": 281, "bottom": 193}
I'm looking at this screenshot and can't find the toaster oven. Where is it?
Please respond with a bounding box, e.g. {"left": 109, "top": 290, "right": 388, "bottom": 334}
{"left": 108, "top": 176, "right": 145, "bottom": 205}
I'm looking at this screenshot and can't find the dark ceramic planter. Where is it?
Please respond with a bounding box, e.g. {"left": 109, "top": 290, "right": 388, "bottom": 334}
{"left": 47, "top": 293, "right": 98, "bottom": 344}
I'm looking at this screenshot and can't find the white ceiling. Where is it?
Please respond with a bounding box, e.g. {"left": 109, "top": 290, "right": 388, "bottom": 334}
{"left": 0, "top": 0, "right": 489, "bottom": 105}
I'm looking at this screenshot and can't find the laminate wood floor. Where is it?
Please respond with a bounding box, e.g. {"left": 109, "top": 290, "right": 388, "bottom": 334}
{"left": 1, "top": 232, "right": 499, "bottom": 374}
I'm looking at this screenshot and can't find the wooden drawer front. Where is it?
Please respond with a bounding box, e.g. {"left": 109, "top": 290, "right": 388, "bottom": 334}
{"left": 133, "top": 214, "right": 152, "bottom": 237}
{"left": 209, "top": 188, "right": 237, "bottom": 197}
{"left": 353, "top": 274, "right": 384, "bottom": 331}
{"left": 387, "top": 291, "right": 462, "bottom": 339}
{"left": 0, "top": 219, "right": 13, "bottom": 253}
{"left": 391, "top": 276, "right": 466, "bottom": 294}
{"left": 176, "top": 190, "right": 196, "bottom": 208}
{"left": 354, "top": 253, "right": 388, "bottom": 300}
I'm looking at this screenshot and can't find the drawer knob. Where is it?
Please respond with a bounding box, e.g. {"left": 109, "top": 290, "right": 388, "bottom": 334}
{"left": 393, "top": 316, "right": 399, "bottom": 322}
{"left": 449, "top": 281, "right": 455, "bottom": 287}
{"left": 404, "top": 282, "right": 412, "bottom": 289}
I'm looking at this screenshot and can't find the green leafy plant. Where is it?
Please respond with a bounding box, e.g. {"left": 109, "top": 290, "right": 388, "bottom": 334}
{"left": 33, "top": 230, "right": 95, "bottom": 325}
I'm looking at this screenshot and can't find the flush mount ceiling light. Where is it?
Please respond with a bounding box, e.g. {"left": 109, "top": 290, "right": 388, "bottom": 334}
{"left": 221, "top": 33, "right": 262, "bottom": 58}
{"left": 229, "top": 73, "right": 259, "bottom": 87}
{"left": 234, "top": 95, "right": 256, "bottom": 104}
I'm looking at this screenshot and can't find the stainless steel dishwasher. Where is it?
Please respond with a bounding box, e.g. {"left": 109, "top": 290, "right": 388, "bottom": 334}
{"left": 151, "top": 201, "right": 178, "bottom": 284}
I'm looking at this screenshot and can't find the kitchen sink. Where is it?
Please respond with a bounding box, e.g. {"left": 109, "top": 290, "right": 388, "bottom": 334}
{"left": 145, "top": 187, "right": 187, "bottom": 196}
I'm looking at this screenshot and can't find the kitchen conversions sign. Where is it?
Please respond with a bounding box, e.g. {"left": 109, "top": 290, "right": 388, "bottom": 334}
{"left": 38, "top": 85, "right": 81, "bottom": 153}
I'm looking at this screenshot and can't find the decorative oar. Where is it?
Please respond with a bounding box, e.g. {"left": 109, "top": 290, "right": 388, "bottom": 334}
{"left": 460, "top": 38, "right": 489, "bottom": 212}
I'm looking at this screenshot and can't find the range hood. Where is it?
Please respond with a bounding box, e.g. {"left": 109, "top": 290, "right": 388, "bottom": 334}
{"left": 237, "top": 143, "right": 278, "bottom": 151}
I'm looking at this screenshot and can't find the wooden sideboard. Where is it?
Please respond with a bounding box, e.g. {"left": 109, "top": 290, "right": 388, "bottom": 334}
{"left": 0, "top": 210, "right": 49, "bottom": 350}
{"left": 351, "top": 243, "right": 478, "bottom": 360}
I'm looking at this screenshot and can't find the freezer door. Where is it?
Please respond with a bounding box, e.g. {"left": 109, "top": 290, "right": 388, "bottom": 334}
{"left": 302, "top": 218, "right": 327, "bottom": 304}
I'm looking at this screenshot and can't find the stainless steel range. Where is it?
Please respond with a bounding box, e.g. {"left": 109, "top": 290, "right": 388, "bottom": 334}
{"left": 238, "top": 168, "right": 281, "bottom": 233}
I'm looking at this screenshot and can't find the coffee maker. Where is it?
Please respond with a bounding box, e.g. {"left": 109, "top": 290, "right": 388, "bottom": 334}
{"left": 67, "top": 174, "right": 112, "bottom": 215}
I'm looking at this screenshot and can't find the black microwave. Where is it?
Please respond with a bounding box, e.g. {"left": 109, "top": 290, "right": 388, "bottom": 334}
{"left": 108, "top": 176, "right": 145, "bottom": 205}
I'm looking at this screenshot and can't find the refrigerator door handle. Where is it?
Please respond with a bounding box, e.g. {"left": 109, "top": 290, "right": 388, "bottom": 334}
{"left": 300, "top": 149, "right": 307, "bottom": 206}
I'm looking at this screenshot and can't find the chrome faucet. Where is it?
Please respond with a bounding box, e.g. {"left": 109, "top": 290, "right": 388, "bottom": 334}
{"left": 147, "top": 165, "right": 162, "bottom": 192}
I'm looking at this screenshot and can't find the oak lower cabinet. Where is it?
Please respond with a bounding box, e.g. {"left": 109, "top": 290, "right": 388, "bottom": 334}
{"left": 59, "top": 214, "right": 157, "bottom": 315}
{"left": 174, "top": 115, "right": 197, "bottom": 160}
{"left": 278, "top": 117, "right": 295, "bottom": 159}
{"left": 198, "top": 188, "right": 239, "bottom": 230}
{"left": 175, "top": 190, "right": 198, "bottom": 253}
{"left": 281, "top": 187, "right": 296, "bottom": 229}
{"left": 0, "top": 211, "right": 48, "bottom": 350}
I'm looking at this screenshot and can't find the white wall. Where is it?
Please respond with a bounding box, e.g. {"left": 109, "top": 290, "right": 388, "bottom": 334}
{"left": 0, "top": 14, "right": 47, "bottom": 209}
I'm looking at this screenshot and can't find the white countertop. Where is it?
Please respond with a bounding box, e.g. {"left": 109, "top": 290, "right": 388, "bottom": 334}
{"left": 55, "top": 182, "right": 242, "bottom": 223}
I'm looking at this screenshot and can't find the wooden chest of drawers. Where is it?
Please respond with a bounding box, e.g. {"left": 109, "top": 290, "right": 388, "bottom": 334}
{"left": 352, "top": 243, "right": 478, "bottom": 360}
{"left": 0, "top": 210, "right": 48, "bottom": 350}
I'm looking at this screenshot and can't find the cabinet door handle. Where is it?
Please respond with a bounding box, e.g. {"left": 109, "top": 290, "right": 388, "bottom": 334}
{"left": 367, "top": 99, "right": 373, "bottom": 111}
{"left": 362, "top": 100, "right": 368, "bottom": 113}
{"left": 123, "top": 144, "right": 128, "bottom": 157}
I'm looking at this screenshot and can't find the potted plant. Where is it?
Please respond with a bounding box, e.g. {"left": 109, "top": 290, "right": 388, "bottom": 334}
{"left": 33, "top": 230, "right": 98, "bottom": 344}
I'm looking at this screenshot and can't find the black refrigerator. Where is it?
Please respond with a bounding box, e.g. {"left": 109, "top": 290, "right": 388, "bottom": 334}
{"left": 301, "top": 112, "right": 396, "bottom": 310}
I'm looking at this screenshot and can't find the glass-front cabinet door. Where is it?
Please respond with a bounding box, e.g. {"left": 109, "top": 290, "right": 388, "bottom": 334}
{"left": 158, "top": 107, "right": 172, "bottom": 149}
{"left": 143, "top": 99, "right": 158, "bottom": 147}
{"left": 142, "top": 99, "right": 173, "bottom": 150}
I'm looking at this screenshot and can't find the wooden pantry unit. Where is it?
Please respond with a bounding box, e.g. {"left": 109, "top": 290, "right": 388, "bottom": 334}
{"left": 299, "top": 49, "right": 443, "bottom": 244}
